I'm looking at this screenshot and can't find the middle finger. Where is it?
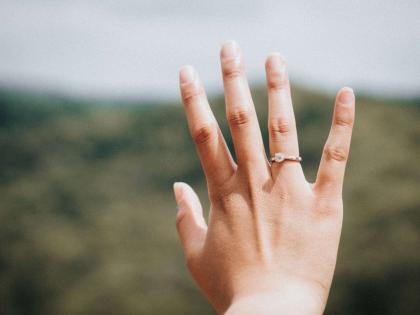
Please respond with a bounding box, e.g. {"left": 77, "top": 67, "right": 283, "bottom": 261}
{"left": 220, "top": 41, "right": 269, "bottom": 178}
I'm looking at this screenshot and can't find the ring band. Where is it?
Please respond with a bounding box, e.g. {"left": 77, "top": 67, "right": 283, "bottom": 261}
{"left": 270, "top": 152, "right": 302, "bottom": 163}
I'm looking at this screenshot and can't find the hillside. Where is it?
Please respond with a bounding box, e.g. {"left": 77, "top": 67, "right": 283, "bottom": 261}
{"left": 0, "top": 87, "right": 419, "bottom": 315}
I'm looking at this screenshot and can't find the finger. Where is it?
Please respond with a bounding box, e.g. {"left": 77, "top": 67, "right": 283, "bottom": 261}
{"left": 180, "top": 65, "right": 236, "bottom": 186}
{"left": 220, "top": 41, "right": 269, "bottom": 175}
{"left": 174, "top": 182, "right": 207, "bottom": 263}
{"left": 315, "top": 87, "right": 355, "bottom": 195}
{"left": 265, "top": 54, "right": 299, "bottom": 157}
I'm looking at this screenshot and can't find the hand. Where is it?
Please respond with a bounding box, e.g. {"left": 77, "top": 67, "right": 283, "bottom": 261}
{"left": 173, "top": 41, "right": 355, "bottom": 315}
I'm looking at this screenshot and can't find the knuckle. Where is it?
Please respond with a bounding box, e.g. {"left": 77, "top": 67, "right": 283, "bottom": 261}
{"left": 267, "top": 71, "right": 289, "bottom": 91}
{"left": 334, "top": 116, "right": 353, "bottom": 128}
{"left": 191, "top": 122, "right": 217, "bottom": 145}
{"left": 181, "top": 83, "right": 204, "bottom": 106}
{"left": 269, "top": 118, "right": 292, "bottom": 139}
{"left": 334, "top": 105, "right": 354, "bottom": 127}
{"left": 324, "top": 144, "right": 348, "bottom": 162}
{"left": 277, "top": 189, "right": 290, "bottom": 201}
{"left": 227, "top": 109, "right": 251, "bottom": 127}
{"left": 222, "top": 59, "right": 244, "bottom": 80}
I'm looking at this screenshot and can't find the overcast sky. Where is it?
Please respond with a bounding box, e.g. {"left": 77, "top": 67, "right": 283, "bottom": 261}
{"left": 0, "top": 0, "right": 419, "bottom": 99}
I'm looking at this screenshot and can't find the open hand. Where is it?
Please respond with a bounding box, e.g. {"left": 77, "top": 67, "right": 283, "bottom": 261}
{"left": 173, "top": 41, "right": 355, "bottom": 315}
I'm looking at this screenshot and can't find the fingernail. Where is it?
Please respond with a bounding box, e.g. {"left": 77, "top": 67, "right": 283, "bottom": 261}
{"left": 173, "top": 182, "right": 184, "bottom": 207}
{"left": 179, "top": 65, "right": 196, "bottom": 84}
{"left": 339, "top": 87, "right": 354, "bottom": 105}
{"left": 221, "top": 40, "right": 240, "bottom": 60}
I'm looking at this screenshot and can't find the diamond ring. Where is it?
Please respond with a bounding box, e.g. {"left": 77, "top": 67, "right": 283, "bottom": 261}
{"left": 270, "top": 152, "right": 302, "bottom": 164}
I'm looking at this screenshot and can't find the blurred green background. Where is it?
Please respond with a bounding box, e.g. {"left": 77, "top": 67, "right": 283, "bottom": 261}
{"left": 0, "top": 85, "right": 419, "bottom": 314}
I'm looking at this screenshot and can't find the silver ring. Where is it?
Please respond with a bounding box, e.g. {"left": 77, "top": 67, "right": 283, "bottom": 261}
{"left": 270, "top": 152, "right": 302, "bottom": 163}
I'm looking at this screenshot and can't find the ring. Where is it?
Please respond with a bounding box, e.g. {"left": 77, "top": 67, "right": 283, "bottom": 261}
{"left": 270, "top": 152, "right": 302, "bottom": 163}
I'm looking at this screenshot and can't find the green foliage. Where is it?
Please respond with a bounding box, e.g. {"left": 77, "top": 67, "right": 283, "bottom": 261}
{"left": 0, "top": 87, "right": 419, "bottom": 314}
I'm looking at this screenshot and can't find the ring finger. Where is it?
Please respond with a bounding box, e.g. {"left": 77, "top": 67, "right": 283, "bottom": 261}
{"left": 265, "top": 54, "right": 300, "bottom": 159}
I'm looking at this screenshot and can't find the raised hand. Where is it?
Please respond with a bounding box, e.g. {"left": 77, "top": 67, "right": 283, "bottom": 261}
{"left": 174, "top": 41, "right": 355, "bottom": 315}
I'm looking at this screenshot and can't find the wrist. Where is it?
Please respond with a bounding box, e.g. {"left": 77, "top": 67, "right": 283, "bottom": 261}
{"left": 223, "top": 282, "right": 327, "bottom": 315}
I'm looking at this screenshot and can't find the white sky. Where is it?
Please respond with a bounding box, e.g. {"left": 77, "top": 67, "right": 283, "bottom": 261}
{"left": 0, "top": 0, "right": 419, "bottom": 99}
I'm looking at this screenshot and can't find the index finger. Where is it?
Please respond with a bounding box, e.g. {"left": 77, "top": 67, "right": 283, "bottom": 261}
{"left": 179, "top": 65, "right": 236, "bottom": 187}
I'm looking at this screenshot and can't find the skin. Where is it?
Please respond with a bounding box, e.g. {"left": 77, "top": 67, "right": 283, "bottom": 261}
{"left": 173, "top": 41, "right": 355, "bottom": 315}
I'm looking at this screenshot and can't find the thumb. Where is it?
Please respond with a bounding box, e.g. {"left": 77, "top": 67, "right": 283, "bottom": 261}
{"left": 173, "top": 182, "right": 207, "bottom": 262}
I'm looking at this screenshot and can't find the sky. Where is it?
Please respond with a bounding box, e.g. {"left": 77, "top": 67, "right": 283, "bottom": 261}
{"left": 0, "top": 0, "right": 419, "bottom": 99}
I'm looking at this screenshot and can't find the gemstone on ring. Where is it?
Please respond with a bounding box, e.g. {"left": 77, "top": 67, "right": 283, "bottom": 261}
{"left": 274, "top": 152, "right": 285, "bottom": 162}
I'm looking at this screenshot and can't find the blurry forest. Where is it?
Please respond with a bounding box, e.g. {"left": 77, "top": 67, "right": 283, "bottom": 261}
{"left": 0, "top": 86, "right": 419, "bottom": 314}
